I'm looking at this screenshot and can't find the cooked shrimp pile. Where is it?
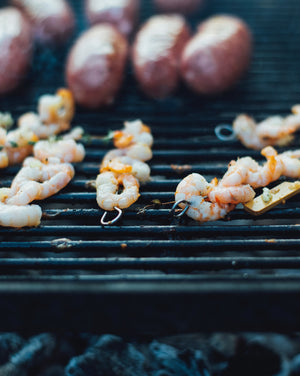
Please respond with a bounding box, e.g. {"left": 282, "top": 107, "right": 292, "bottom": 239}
{"left": 96, "top": 120, "right": 153, "bottom": 213}
{"left": 0, "top": 91, "right": 86, "bottom": 228}
{"left": 175, "top": 146, "right": 300, "bottom": 222}
{"left": 0, "top": 88, "right": 75, "bottom": 168}
{"left": 233, "top": 105, "right": 300, "bottom": 150}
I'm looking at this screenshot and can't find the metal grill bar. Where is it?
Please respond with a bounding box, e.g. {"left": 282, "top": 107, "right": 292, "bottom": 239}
{"left": 1, "top": 257, "right": 300, "bottom": 270}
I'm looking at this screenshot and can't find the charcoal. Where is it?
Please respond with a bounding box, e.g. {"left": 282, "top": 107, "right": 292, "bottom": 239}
{"left": 0, "top": 333, "right": 24, "bottom": 365}
{"left": 222, "top": 337, "right": 282, "bottom": 376}
{"left": 149, "top": 341, "right": 210, "bottom": 376}
{"left": 37, "top": 364, "right": 65, "bottom": 376}
{"left": 243, "top": 334, "right": 300, "bottom": 359}
{"left": 209, "top": 334, "right": 238, "bottom": 360}
{"left": 65, "top": 334, "right": 147, "bottom": 376}
{"left": 0, "top": 333, "right": 56, "bottom": 375}
{"left": 289, "top": 354, "right": 300, "bottom": 375}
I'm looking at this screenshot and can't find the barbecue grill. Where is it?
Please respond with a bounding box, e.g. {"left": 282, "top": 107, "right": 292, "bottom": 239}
{"left": 1, "top": 0, "right": 300, "bottom": 335}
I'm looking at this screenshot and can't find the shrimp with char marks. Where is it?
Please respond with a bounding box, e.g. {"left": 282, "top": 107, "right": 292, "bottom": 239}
{"left": 233, "top": 105, "right": 300, "bottom": 150}
{"left": 5, "top": 157, "right": 74, "bottom": 206}
{"left": 175, "top": 173, "right": 235, "bottom": 222}
{"left": 96, "top": 171, "right": 140, "bottom": 211}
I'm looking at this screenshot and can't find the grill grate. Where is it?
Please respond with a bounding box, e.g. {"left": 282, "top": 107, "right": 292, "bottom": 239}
{"left": 1, "top": 0, "right": 300, "bottom": 334}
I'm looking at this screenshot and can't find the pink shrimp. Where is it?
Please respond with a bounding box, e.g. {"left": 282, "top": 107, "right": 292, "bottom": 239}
{"left": 101, "top": 149, "right": 151, "bottom": 182}
{"left": 18, "top": 88, "right": 74, "bottom": 138}
{"left": 33, "top": 138, "right": 85, "bottom": 163}
{"left": 208, "top": 184, "right": 255, "bottom": 204}
{"left": 113, "top": 119, "right": 153, "bottom": 149}
{"left": 3, "top": 128, "right": 38, "bottom": 166}
{"left": 233, "top": 105, "right": 300, "bottom": 150}
{"left": 0, "top": 201, "right": 42, "bottom": 228}
{"left": 6, "top": 157, "right": 74, "bottom": 205}
{"left": 175, "top": 173, "right": 235, "bottom": 222}
{"left": 221, "top": 147, "right": 284, "bottom": 189}
{"left": 96, "top": 171, "right": 140, "bottom": 211}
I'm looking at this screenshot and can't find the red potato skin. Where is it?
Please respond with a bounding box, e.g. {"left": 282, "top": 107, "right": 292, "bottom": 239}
{"left": 132, "top": 15, "right": 191, "bottom": 99}
{"left": 85, "top": 0, "right": 140, "bottom": 37}
{"left": 0, "top": 7, "right": 33, "bottom": 95}
{"left": 11, "top": 0, "right": 75, "bottom": 45}
{"left": 65, "top": 24, "right": 128, "bottom": 109}
{"left": 153, "top": 0, "right": 204, "bottom": 15}
{"left": 180, "top": 15, "right": 253, "bottom": 95}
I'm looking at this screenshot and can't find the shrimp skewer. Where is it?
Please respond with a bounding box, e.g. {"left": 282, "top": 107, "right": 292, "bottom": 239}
{"left": 5, "top": 157, "right": 74, "bottom": 206}
{"left": 175, "top": 173, "right": 235, "bottom": 222}
{"left": 221, "top": 146, "right": 300, "bottom": 190}
{"left": 232, "top": 105, "right": 300, "bottom": 150}
{"left": 96, "top": 172, "right": 140, "bottom": 211}
{"left": 0, "top": 89, "right": 80, "bottom": 227}
{"left": 96, "top": 119, "right": 153, "bottom": 224}
{"left": 0, "top": 88, "right": 76, "bottom": 169}
{"left": 173, "top": 146, "right": 300, "bottom": 222}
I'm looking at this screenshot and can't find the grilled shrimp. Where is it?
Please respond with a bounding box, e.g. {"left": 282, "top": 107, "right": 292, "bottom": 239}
{"left": 208, "top": 184, "right": 255, "bottom": 204}
{"left": 96, "top": 171, "right": 140, "bottom": 211}
{"left": 0, "top": 128, "right": 8, "bottom": 168}
{"left": 4, "top": 128, "right": 38, "bottom": 166}
{"left": 221, "top": 147, "right": 283, "bottom": 189}
{"left": 0, "top": 150, "right": 8, "bottom": 168}
{"left": 101, "top": 149, "right": 151, "bottom": 182}
{"left": 18, "top": 88, "right": 74, "bottom": 138}
{"left": 18, "top": 113, "right": 65, "bottom": 139}
{"left": 175, "top": 173, "right": 235, "bottom": 222}
{"left": 38, "top": 88, "right": 74, "bottom": 126}
{"left": 233, "top": 115, "right": 273, "bottom": 150}
{"left": 277, "top": 149, "right": 300, "bottom": 178}
{"left": 125, "top": 143, "right": 152, "bottom": 161}
{"left": 113, "top": 119, "right": 153, "bottom": 148}
{"left": 62, "top": 126, "right": 84, "bottom": 141}
{"left": 221, "top": 146, "right": 300, "bottom": 190}
{"left": 0, "top": 128, "right": 6, "bottom": 144}
{"left": 34, "top": 139, "right": 85, "bottom": 163}
{"left": 0, "top": 201, "right": 42, "bottom": 228}
{"left": 233, "top": 106, "right": 300, "bottom": 150}
{"left": 6, "top": 157, "right": 74, "bottom": 205}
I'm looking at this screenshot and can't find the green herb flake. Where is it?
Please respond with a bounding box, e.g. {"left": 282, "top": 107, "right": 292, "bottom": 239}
{"left": 102, "top": 130, "right": 115, "bottom": 143}
{"left": 81, "top": 133, "right": 92, "bottom": 143}
{"left": 9, "top": 141, "right": 18, "bottom": 148}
